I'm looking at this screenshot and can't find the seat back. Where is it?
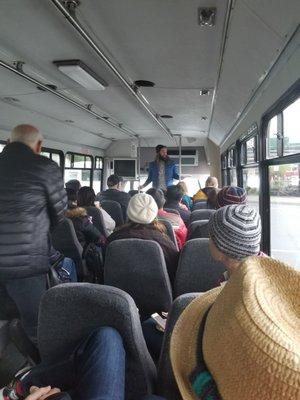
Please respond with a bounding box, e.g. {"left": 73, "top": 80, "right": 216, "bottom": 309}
{"left": 158, "top": 219, "right": 179, "bottom": 250}
{"left": 104, "top": 239, "right": 172, "bottom": 318}
{"left": 187, "top": 220, "right": 210, "bottom": 240}
{"left": 163, "top": 208, "right": 180, "bottom": 216}
{"left": 174, "top": 238, "right": 226, "bottom": 297}
{"left": 192, "top": 200, "right": 207, "bottom": 211}
{"left": 189, "top": 209, "right": 215, "bottom": 224}
{"left": 51, "top": 218, "right": 84, "bottom": 278}
{"left": 85, "top": 206, "right": 107, "bottom": 237}
{"left": 156, "top": 293, "right": 199, "bottom": 399}
{"left": 101, "top": 200, "right": 124, "bottom": 226}
{"left": 38, "top": 284, "right": 156, "bottom": 400}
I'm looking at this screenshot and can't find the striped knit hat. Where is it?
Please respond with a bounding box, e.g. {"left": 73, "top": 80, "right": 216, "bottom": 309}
{"left": 216, "top": 186, "right": 247, "bottom": 208}
{"left": 209, "top": 204, "right": 261, "bottom": 259}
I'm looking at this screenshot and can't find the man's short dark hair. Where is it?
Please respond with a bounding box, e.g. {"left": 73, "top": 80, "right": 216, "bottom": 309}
{"left": 166, "top": 185, "right": 183, "bottom": 203}
{"left": 107, "top": 174, "right": 123, "bottom": 187}
{"left": 147, "top": 188, "right": 165, "bottom": 209}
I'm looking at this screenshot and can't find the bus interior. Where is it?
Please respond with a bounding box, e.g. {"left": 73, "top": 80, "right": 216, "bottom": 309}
{"left": 0, "top": 0, "right": 299, "bottom": 396}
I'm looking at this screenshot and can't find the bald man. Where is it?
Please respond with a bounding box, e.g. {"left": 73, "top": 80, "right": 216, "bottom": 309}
{"left": 0, "top": 124, "right": 67, "bottom": 342}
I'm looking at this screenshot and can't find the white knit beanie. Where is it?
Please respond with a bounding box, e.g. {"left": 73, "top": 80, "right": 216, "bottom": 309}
{"left": 127, "top": 193, "right": 158, "bottom": 224}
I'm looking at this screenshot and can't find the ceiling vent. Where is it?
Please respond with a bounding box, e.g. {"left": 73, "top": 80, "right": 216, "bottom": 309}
{"left": 199, "top": 88, "right": 211, "bottom": 96}
{"left": 198, "top": 7, "right": 216, "bottom": 27}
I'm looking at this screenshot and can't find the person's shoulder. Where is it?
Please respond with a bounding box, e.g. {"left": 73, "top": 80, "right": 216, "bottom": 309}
{"left": 34, "top": 153, "right": 61, "bottom": 173}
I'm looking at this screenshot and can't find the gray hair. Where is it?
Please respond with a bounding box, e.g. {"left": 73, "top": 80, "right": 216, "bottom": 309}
{"left": 10, "top": 124, "right": 42, "bottom": 146}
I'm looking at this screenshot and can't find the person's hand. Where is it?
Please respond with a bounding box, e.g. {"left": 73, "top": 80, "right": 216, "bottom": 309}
{"left": 25, "top": 386, "right": 61, "bottom": 400}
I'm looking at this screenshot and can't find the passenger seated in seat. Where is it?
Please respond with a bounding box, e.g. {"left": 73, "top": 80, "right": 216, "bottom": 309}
{"left": 206, "top": 187, "right": 219, "bottom": 209}
{"left": 20, "top": 326, "right": 164, "bottom": 400}
{"left": 77, "top": 186, "right": 116, "bottom": 235}
{"left": 66, "top": 202, "right": 102, "bottom": 250}
{"left": 177, "top": 181, "right": 193, "bottom": 210}
{"left": 97, "top": 174, "right": 130, "bottom": 221}
{"left": 208, "top": 204, "right": 265, "bottom": 282}
{"left": 65, "top": 179, "right": 81, "bottom": 195}
{"left": 164, "top": 185, "right": 191, "bottom": 227}
{"left": 107, "top": 193, "right": 179, "bottom": 284}
{"left": 193, "top": 176, "right": 218, "bottom": 202}
{"left": 216, "top": 185, "right": 247, "bottom": 208}
{"left": 147, "top": 188, "right": 187, "bottom": 250}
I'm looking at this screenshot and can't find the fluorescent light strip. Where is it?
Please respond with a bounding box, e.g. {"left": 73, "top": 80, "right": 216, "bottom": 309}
{"left": 58, "top": 64, "right": 106, "bottom": 90}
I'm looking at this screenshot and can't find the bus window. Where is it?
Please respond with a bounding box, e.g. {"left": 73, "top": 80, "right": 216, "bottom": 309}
{"left": 269, "top": 163, "right": 300, "bottom": 269}
{"left": 93, "top": 156, "right": 103, "bottom": 195}
{"left": 0, "top": 142, "right": 5, "bottom": 152}
{"left": 65, "top": 152, "right": 93, "bottom": 187}
{"left": 267, "top": 115, "right": 280, "bottom": 158}
{"left": 283, "top": 98, "right": 300, "bottom": 156}
{"left": 41, "top": 147, "right": 63, "bottom": 168}
{"left": 243, "top": 168, "right": 260, "bottom": 211}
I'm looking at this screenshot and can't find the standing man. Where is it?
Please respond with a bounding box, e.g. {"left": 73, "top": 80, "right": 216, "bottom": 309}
{"left": 140, "top": 145, "right": 179, "bottom": 190}
{"left": 0, "top": 124, "right": 67, "bottom": 342}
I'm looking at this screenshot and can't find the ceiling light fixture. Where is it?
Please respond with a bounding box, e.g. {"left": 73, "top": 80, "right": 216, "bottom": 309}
{"left": 160, "top": 115, "right": 173, "bottom": 119}
{"left": 53, "top": 59, "right": 108, "bottom": 90}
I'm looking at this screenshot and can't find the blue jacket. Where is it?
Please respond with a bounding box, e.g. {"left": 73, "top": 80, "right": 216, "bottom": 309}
{"left": 144, "top": 159, "right": 179, "bottom": 188}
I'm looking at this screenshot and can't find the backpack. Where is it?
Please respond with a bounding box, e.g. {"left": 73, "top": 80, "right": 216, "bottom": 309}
{"left": 83, "top": 243, "right": 104, "bottom": 283}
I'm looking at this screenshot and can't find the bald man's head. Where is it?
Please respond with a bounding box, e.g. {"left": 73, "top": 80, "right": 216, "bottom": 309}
{"left": 10, "top": 124, "right": 43, "bottom": 154}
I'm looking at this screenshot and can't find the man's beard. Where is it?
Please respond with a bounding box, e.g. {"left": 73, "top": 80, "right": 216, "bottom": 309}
{"left": 159, "top": 154, "right": 169, "bottom": 162}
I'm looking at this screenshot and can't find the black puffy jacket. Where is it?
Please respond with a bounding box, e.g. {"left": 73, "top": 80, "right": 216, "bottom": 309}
{"left": 0, "top": 142, "right": 67, "bottom": 280}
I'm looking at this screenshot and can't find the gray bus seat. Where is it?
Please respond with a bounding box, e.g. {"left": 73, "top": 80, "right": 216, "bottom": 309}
{"left": 192, "top": 200, "right": 207, "bottom": 210}
{"left": 158, "top": 219, "right": 179, "bottom": 250}
{"left": 156, "top": 293, "right": 199, "bottom": 399}
{"left": 187, "top": 220, "right": 210, "bottom": 240}
{"left": 104, "top": 239, "right": 172, "bottom": 319}
{"left": 101, "top": 200, "right": 124, "bottom": 226}
{"left": 174, "top": 238, "right": 225, "bottom": 297}
{"left": 189, "top": 209, "right": 215, "bottom": 224}
{"left": 38, "top": 283, "right": 156, "bottom": 400}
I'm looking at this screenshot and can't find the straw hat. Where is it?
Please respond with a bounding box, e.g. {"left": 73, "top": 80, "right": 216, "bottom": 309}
{"left": 170, "top": 256, "right": 300, "bottom": 399}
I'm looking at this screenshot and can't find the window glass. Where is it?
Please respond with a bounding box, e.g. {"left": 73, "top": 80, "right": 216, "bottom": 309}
{"left": 0, "top": 143, "right": 5, "bottom": 152}
{"left": 65, "top": 169, "right": 91, "bottom": 188}
{"left": 65, "top": 153, "right": 72, "bottom": 168}
{"left": 283, "top": 98, "right": 300, "bottom": 156}
{"left": 73, "top": 154, "right": 85, "bottom": 168}
{"left": 95, "top": 157, "right": 103, "bottom": 169}
{"left": 52, "top": 153, "right": 60, "bottom": 165}
{"left": 229, "top": 169, "right": 237, "bottom": 186}
{"left": 228, "top": 148, "right": 236, "bottom": 167}
{"left": 267, "top": 115, "right": 278, "bottom": 158}
{"left": 242, "top": 167, "right": 260, "bottom": 211}
{"left": 41, "top": 151, "right": 51, "bottom": 159}
{"left": 93, "top": 170, "right": 102, "bottom": 195}
{"left": 246, "top": 137, "right": 256, "bottom": 164}
{"left": 269, "top": 163, "right": 300, "bottom": 269}
{"left": 85, "top": 156, "right": 92, "bottom": 169}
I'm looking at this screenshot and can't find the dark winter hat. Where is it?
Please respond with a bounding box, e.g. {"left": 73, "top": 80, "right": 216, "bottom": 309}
{"left": 209, "top": 204, "right": 261, "bottom": 259}
{"left": 216, "top": 186, "right": 247, "bottom": 208}
{"left": 156, "top": 144, "right": 167, "bottom": 153}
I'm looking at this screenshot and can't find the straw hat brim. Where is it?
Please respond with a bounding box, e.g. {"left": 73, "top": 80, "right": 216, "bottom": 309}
{"left": 170, "top": 286, "right": 223, "bottom": 400}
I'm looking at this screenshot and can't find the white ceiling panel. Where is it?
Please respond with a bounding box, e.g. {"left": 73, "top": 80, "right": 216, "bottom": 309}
{"left": 209, "top": 0, "right": 298, "bottom": 144}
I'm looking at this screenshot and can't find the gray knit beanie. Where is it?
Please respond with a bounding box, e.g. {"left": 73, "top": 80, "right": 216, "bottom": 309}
{"left": 209, "top": 204, "right": 261, "bottom": 259}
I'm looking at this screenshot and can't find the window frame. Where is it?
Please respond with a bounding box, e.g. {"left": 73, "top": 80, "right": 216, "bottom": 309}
{"left": 41, "top": 146, "right": 64, "bottom": 171}
{"left": 260, "top": 79, "right": 300, "bottom": 254}
{"left": 93, "top": 155, "right": 104, "bottom": 193}
{"left": 64, "top": 151, "right": 94, "bottom": 187}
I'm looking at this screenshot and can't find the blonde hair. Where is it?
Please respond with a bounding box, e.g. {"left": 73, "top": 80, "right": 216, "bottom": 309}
{"left": 205, "top": 176, "right": 218, "bottom": 188}
{"left": 177, "top": 181, "right": 188, "bottom": 195}
{"left": 10, "top": 124, "right": 42, "bottom": 146}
